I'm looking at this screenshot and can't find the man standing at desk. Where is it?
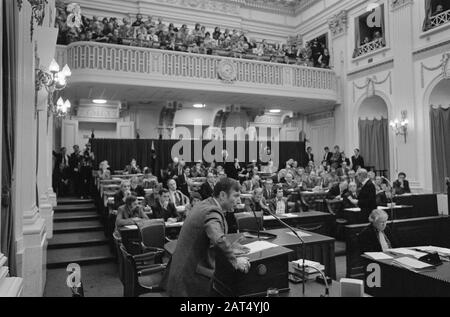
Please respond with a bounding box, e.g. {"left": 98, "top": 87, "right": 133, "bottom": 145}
{"left": 357, "top": 169, "right": 377, "bottom": 219}
{"left": 165, "top": 178, "right": 250, "bottom": 297}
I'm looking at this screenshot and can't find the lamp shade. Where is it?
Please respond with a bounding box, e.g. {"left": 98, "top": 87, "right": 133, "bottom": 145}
{"left": 62, "top": 64, "right": 72, "bottom": 77}
{"left": 35, "top": 26, "right": 59, "bottom": 70}
{"left": 49, "top": 59, "right": 60, "bottom": 73}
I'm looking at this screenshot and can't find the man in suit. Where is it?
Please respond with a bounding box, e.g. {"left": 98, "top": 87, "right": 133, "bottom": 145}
{"left": 393, "top": 172, "right": 411, "bottom": 195}
{"left": 357, "top": 209, "right": 398, "bottom": 253}
{"left": 52, "top": 147, "right": 70, "bottom": 196}
{"left": 69, "top": 145, "right": 82, "bottom": 197}
{"left": 326, "top": 180, "right": 348, "bottom": 200}
{"left": 305, "top": 147, "right": 314, "bottom": 167}
{"left": 151, "top": 189, "right": 179, "bottom": 222}
{"left": 242, "top": 174, "right": 261, "bottom": 193}
{"left": 269, "top": 188, "right": 290, "bottom": 215}
{"left": 356, "top": 169, "right": 377, "bottom": 219}
{"left": 115, "top": 195, "right": 149, "bottom": 234}
{"left": 244, "top": 188, "right": 270, "bottom": 214}
{"left": 199, "top": 173, "right": 215, "bottom": 200}
{"left": 262, "top": 178, "right": 276, "bottom": 201}
{"left": 323, "top": 147, "right": 333, "bottom": 166}
{"left": 167, "top": 178, "right": 189, "bottom": 207}
{"left": 176, "top": 166, "right": 191, "bottom": 198}
{"left": 351, "top": 148, "right": 365, "bottom": 172}
{"left": 165, "top": 178, "right": 250, "bottom": 297}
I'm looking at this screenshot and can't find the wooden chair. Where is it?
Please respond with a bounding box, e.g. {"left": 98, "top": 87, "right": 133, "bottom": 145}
{"left": 234, "top": 212, "right": 264, "bottom": 232}
{"left": 119, "top": 245, "right": 167, "bottom": 297}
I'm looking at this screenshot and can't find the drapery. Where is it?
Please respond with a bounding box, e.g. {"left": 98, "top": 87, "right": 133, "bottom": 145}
{"left": 358, "top": 118, "right": 390, "bottom": 173}
{"left": 423, "top": 0, "right": 432, "bottom": 31}
{"left": 430, "top": 107, "right": 450, "bottom": 193}
{"left": 91, "top": 139, "right": 305, "bottom": 173}
{"left": 1, "top": 0, "right": 17, "bottom": 275}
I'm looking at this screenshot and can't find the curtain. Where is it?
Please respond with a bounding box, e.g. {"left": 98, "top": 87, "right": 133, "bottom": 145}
{"left": 91, "top": 139, "right": 305, "bottom": 172}
{"left": 423, "top": 0, "right": 432, "bottom": 31}
{"left": 430, "top": 107, "right": 450, "bottom": 193}
{"left": 358, "top": 118, "right": 390, "bottom": 173}
{"left": 380, "top": 5, "right": 385, "bottom": 39}
{"left": 353, "top": 17, "right": 361, "bottom": 58}
{"left": 1, "top": 0, "right": 18, "bottom": 275}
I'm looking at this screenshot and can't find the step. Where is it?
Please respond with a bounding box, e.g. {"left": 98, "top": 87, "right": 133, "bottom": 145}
{"left": 54, "top": 220, "right": 104, "bottom": 234}
{"left": 54, "top": 211, "right": 99, "bottom": 222}
{"left": 57, "top": 198, "right": 95, "bottom": 205}
{"left": 47, "top": 245, "right": 115, "bottom": 269}
{"left": 54, "top": 204, "right": 96, "bottom": 213}
{"left": 48, "top": 231, "right": 108, "bottom": 249}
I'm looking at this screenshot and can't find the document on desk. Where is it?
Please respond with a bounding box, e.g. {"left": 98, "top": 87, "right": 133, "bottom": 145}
{"left": 387, "top": 248, "right": 427, "bottom": 259}
{"left": 416, "top": 246, "right": 450, "bottom": 256}
{"left": 393, "top": 257, "right": 434, "bottom": 270}
{"left": 364, "top": 252, "right": 394, "bottom": 260}
{"left": 286, "top": 231, "right": 312, "bottom": 238}
{"left": 243, "top": 241, "right": 280, "bottom": 255}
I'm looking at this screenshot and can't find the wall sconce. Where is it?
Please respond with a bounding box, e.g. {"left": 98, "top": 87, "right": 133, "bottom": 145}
{"left": 35, "top": 58, "right": 71, "bottom": 117}
{"left": 390, "top": 110, "right": 409, "bottom": 143}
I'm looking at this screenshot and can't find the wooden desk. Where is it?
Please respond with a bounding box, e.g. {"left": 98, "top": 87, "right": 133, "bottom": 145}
{"left": 394, "top": 193, "right": 439, "bottom": 217}
{"left": 299, "top": 191, "right": 329, "bottom": 211}
{"left": 345, "top": 216, "right": 450, "bottom": 278}
{"left": 227, "top": 229, "right": 336, "bottom": 279}
{"left": 362, "top": 255, "right": 450, "bottom": 297}
{"left": 343, "top": 205, "right": 414, "bottom": 224}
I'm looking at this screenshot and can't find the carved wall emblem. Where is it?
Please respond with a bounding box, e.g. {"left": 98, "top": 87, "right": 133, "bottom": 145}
{"left": 328, "top": 10, "right": 348, "bottom": 38}
{"left": 217, "top": 60, "right": 237, "bottom": 83}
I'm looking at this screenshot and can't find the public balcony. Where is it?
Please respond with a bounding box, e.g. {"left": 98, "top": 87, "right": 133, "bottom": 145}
{"left": 55, "top": 42, "right": 338, "bottom": 111}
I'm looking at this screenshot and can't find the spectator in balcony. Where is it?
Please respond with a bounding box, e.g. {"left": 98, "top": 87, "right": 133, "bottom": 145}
{"left": 156, "top": 17, "right": 166, "bottom": 35}
{"left": 132, "top": 13, "right": 145, "bottom": 27}
{"left": 319, "top": 48, "right": 330, "bottom": 68}
{"left": 432, "top": 4, "right": 444, "bottom": 16}
{"left": 119, "top": 17, "right": 132, "bottom": 39}
{"left": 212, "top": 27, "right": 221, "bottom": 40}
{"left": 311, "top": 38, "right": 323, "bottom": 67}
{"left": 373, "top": 31, "right": 386, "bottom": 46}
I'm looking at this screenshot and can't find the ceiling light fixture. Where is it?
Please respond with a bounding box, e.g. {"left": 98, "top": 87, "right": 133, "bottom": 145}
{"left": 269, "top": 109, "right": 281, "bottom": 113}
{"left": 193, "top": 104, "right": 206, "bottom": 109}
{"left": 93, "top": 99, "right": 107, "bottom": 104}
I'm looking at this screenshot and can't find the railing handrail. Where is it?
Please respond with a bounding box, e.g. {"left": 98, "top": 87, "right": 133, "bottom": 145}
{"left": 357, "top": 37, "right": 385, "bottom": 50}
{"left": 58, "top": 41, "right": 336, "bottom": 75}
{"left": 430, "top": 8, "right": 450, "bottom": 26}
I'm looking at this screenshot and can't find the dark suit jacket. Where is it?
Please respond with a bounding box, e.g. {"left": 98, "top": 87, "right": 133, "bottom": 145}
{"left": 351, "top": 155, "right": 365, "bottom": 171}
{"left": 113, "top": 191, "right": 126, "bottom": 210}
{"left": 393, "top": 180, "right": 411, "bottom": 195}
{"left": 199, "top": 182, "right": 214, "bottom": 200}
{"left": 358, "top": 180, "right": 377, "bottom": 215}
{"left": 323, "top": 152, "right": 333, "bottom": 164}
{"left": 151, "top": 200, "right": 178, "bottom": 221}
{"left": 357, "top": 224, "right": 398, "bottom": 253}
{"left": 165, "top": 198, "right": 236, "bottom": 297}
{"left": 327, "top": 184, "right": 346, "bottom": 199}
{"left": 131, "top": 185, "right": 145, "bottom": 198}
{"left": 176, "top": 174, "right": 190, "bottom": 197}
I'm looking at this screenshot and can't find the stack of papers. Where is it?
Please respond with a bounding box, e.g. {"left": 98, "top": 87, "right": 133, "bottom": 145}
{"left": 387, "top": 248, "right": 427, "bottom": 259}
{"left": 364, "top": 252, "right": 394, "bottom": 260}
{"left": 393, "top": 257, "right": 434, "bottom": 271}
{"left": 242, "top": 241, "right": 280, "bottom": 255}
{"left": 416, "top": 246, "right": 450, "bottom": 257}
{"left": 291, "top": 259, "right": 324, "bottom": 271}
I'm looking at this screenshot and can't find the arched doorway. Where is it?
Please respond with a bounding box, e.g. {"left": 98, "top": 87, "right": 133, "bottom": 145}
{"left": 357, "top": 95, "right": 390, "bottom": 176}
{"left": 428, "top": 79, "right": 450, "bottom": 193}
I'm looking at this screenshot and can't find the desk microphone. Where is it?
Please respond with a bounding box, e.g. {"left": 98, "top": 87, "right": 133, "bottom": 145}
{"left": 250, "top": 208, "right": 261, "bottom": 241}
{"left": 266, "top": 209, "right": 307, "bottom": 296}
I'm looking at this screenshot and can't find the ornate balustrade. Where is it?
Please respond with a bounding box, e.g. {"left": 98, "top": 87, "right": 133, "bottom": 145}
{"left": 353, "top": 38, "right": 386, "bottom": 58}
{"left": 430, "top": 9, "right": 450, "bottom": 29}
{"left": 56, "top": 42, "right": 337, "bottom": 100}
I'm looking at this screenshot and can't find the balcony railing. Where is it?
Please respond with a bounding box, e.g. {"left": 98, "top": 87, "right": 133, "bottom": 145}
{"left": 353, "top": 38, "right": 386, "bottom": 58}
{"left": 56, "top": 42, "right": 337, "bottom": 96}
{"left": 429, "top": 9, "right": 450, "bottom": 29}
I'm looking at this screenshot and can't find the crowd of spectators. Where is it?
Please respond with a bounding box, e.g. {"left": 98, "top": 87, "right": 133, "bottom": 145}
{"left": 56, "top": 10, "right": 331, "bottom": 68}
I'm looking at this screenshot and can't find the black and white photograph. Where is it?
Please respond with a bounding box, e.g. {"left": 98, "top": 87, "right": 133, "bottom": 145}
{"left": 1, "top": 0, "right": 450, "bottom": 303}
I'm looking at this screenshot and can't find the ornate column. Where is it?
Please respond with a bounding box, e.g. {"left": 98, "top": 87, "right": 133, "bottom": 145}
{"left": 15, "top": 0, "right": 48, "bottom": 297}
{"left": 328, "top": 10, "right": 349, "bottom": 151}
{"left": 390, "top": 0, "right": 418, "bottom": 181}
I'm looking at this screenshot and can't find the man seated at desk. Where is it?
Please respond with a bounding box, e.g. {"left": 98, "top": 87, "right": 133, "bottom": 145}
{"left": 113, "top": 180, "right": 132, "bottom": 210}
{"left": 269, "top": 188, "right": 290, "bottom": 215}
{"left": 343, "top": 182, "right": 359, "bottom": 209}
{"left": 199, "top": 172, "right": 215, "bottom": 200}
{"left": 262, "top": 178, "right": 276, "bottom": 201}
{"left": 152, "top": 188, "right": 179, "bottom": 223}
{"left": 326, "top": 180, "right": 348, "bottom": 200}
{"left": 245, "top": 188, "right": 270, "bottom": 214}
{"left": 357, "top": 209, "right": 398, "bottom": 253}
{"left": 376, "top": 182, "right": 394, "bottom": 207}
{"left": 282, "top": 172, "right": 299, "bottom": 195}
{"left": 115, "top": 195, "right": 149, "bottom": 234}
{"left": 393, "top": 172, "right": 411, "bottom": 195}
{"left": 130, "top": 176, "right": 145, "bottom": 197}
{"left": 167, "top": 178, "right": 190, "bottom": 208}
{"left": 241, "top": 174, "right": 261, "bottom": 193}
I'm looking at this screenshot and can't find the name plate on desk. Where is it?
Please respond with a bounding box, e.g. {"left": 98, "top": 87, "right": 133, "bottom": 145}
{"left": 214, "top": 245, "right": 293, "bottom": 297}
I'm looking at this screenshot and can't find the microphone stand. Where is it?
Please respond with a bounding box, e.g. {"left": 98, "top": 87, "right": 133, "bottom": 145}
{"left": 266, "top": 209, "right": 307, "bottom": 296}
{"left": 250, "top": 207, "right": 261, "bottom": 241}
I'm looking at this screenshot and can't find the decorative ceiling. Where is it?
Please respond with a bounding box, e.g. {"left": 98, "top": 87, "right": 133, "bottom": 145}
{"left": 233, "top": 0, "right": 315, "bottom": 14}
